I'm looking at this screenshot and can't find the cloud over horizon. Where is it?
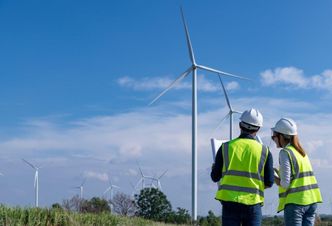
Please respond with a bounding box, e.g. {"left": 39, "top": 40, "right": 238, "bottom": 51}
{"left": 260, "top": 67, "right": 332, "bottom": 91}
{"left": 117, "top": 75, "right": 239, "bottom": 93}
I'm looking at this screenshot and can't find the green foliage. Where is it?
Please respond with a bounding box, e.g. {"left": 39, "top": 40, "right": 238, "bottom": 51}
{"left": 81, "top": 197, "right": 111, "bottom": 214}
{"left": 165, "top": 207, "right": 191, "bottom": 224}
{"left": 135, "top": 187, "right": 172, "bottom": 222}
{"left": 51, "top": 203, "right": 62, "bottom": 210}
{"left": 198, "top": 210, "right": 220, "bottom": 226}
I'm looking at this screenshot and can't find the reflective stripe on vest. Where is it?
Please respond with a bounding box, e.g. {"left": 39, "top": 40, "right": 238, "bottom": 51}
{"left": 279, "top": 183, "right": 319, "bottom": 198}
{"left": 219, "top": 184, "right": 264, "bottom": 197}
{"left": 285, "top": 147, "right": 299, "bottom": 178}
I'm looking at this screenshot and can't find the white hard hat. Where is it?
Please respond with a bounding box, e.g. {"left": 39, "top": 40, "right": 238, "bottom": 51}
{"left": 271, "top": 118, "right": 297, "bottom": 135}
{"left": 239, "top": 108, "right": 263, "bottom": 127}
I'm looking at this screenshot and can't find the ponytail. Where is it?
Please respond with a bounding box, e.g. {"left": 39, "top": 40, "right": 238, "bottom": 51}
{"left": 291, "top": 135, "right": 306, "bottom": 157}
{"left": 282, "top": 134, "right": 306, "bottom": 157}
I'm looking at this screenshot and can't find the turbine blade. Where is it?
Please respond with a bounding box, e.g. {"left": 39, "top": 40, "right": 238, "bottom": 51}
{"left": 22, "top": 159, "right": 36, "bottom": 169}
{"left": 138, "top": 167, "right": 144, "bottom": 177}
{"left": 218, "top": 75, "right": 232, "bottom": 110}
{"left": 158, "top": 170, "right": 168, "bottom": 179}
{"left": 103, "top": 187, "right": 111, "bottom": 195}
{"left": 180, "top": 7, "right": 196, "bottom": 64}
{"left": 213, "top": 112, "right": 231, "bottom": 132}
{"left": 149, "top": 67, "right": 192, "bottom": 105}
{"left": 196, "top": 65, "right": 250, "bottom": 80}
{"left": 112, "top": 185, "right": 120, "bottom": 189}
{"left": 233, "top": 110, "right": 242, "bottom": 114}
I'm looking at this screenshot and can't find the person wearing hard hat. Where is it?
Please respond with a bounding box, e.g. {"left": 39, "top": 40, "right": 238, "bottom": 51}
{"left": 211, "top": 108, "right": 274, "bottom": 226}
{"left": 271, "top": 118, "right": 322, "bottom": 226}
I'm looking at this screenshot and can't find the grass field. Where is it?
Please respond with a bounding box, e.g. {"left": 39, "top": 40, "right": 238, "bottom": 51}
{"left": 0, "top": 205, "right": 185, "bottom": 226}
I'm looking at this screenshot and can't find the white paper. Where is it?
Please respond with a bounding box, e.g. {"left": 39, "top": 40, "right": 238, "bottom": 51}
{"left": 210, "top": 138, "right": 228, "bottom": 162}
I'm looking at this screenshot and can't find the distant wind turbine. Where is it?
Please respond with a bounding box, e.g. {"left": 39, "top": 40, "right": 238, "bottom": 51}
{"left": 22, "top": 159, "right": 41, "bottom": 207}
{"left": 103, "top": 176, "right": 120, "bottom": 201}
{"left": 214, "top": 75, "right": 242, "bottom": 140}
{"left": 149, "top": 8, "right": 248, "bottom": 221}
{"left": 151, "top": 170, "right": 168, "bottom": 191}
{"left": 133, "top": 166, "right": 152, "bottom": 192}
{"left": 74, "top": 178, "right": 86, "bottom": 199}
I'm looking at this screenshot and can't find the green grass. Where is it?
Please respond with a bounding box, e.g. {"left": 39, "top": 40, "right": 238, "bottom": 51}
{"left": 0, "top": 205, "right": 187, "bottom": 226}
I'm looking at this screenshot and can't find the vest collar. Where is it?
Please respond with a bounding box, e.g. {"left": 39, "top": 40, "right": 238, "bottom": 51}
{"left": 239, "top": 132, "right": 256, "bottom": 140}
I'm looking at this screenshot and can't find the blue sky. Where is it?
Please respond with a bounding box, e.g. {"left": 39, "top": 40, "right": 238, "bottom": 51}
{"left": 1, "top": 0, "right": 332, "bottom": 216}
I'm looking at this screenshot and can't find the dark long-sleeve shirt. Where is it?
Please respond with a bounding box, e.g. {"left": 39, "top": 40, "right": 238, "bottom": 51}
{"left": 210, "top": 133, "right": 274, "bottom": 188}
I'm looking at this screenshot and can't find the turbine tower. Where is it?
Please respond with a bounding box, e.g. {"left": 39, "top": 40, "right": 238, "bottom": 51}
{"left": 22, "top": 159, "right": 40, "bottom": 207}
{"left": 74, "top": 178, "right": 86, "bottom": 199}
{"left": 149, "top": 8, "right": 248, "bottom": 220}
{"left": 215, "top": 75, "right": 242, "bottom": 140}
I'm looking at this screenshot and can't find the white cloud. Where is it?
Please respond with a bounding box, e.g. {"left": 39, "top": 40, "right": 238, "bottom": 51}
{"left": 225, "top": 81, "right": 239, "bottom": 90}
{"left": 117, "top": 75, "right": 239, "bottom": 92}
{"left": 260, "top": 67, "right": 308, "bottom": 88}
{"left": 311, "top": 70, "right": 332, "bottom": 90}
{"left": 260, "top": 67, "right": 332, "bottom": 91}
{"left": 83, "top": 171, "right": 108, "bottom": 182}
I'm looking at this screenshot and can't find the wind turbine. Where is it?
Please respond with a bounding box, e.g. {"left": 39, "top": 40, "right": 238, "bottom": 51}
{"left": 214, "top": 75, "right": 242, "bottom": 140}
{"left": 103, "top": 176, "right": 120, "bottom": 201}
{"left": 149, "top": 8, "right": 248, "bottom": 220}
{"left": 151, "top": 170, "right": 168, "bottom": 191}
{"left": 74, "top": 178, "right": 86, "bottom": 199}
{"left": 134, "top": 166, "right": 154, "bottom": 190}
{"left": 22, "top": 159, "right": 41, "bottom": 207}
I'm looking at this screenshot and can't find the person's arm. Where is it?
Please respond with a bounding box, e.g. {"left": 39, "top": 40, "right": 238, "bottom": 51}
{"left": 210, "top": 145, "right": 223, "bottom": 182}
{"left": 264, "top": 149, "right": 274, "bottom": 188}
{"left": 279, "top": 149, "right": 291, "bottom": 189}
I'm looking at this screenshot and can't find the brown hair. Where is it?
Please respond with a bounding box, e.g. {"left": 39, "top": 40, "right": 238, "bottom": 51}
{"left": 283, "top": 135, "right": 306, "bottom": 157}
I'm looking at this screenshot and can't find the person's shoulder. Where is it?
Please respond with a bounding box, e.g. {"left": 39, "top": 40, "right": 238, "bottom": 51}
{"left": 279, "top": 149, "right": 291, "bottom": 159}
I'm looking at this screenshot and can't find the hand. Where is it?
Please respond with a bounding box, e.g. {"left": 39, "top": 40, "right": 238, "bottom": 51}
{"left": 274, "top": 177, "right": 281, "bottom": 186}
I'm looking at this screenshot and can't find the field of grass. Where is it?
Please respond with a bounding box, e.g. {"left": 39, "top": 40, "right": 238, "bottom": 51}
{"left": 0, "top": 205, "right": 186, "bottom": 226}
{"left": 1, "top": 205, "right": 331, "bottom": 226}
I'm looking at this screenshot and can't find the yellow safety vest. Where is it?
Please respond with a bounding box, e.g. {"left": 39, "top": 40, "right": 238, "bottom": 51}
{"left": 215, "top": 138, "right": 268, "bottom": 205}
{"left": 277, "top": 145, "right": 322, "bottom": 212}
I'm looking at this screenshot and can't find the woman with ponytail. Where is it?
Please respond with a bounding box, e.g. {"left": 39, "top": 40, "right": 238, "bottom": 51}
{"left": 271, "top": 118, "right": 322, "bottom": 226}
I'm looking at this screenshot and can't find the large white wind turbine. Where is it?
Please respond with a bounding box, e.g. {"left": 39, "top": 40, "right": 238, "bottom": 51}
{"left": 215, "top": 75, "right": 242, "bottom": 140}
{"left": 22, "top": 159, "right": 41, "bottom": 207}
{"left": 149, "top": 8, "right": 248, "bottom": 220}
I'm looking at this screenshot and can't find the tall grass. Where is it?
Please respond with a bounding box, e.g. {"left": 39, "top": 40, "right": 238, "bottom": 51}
{"left": 0, "top": 205, "right": 185, "bottom": 226}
